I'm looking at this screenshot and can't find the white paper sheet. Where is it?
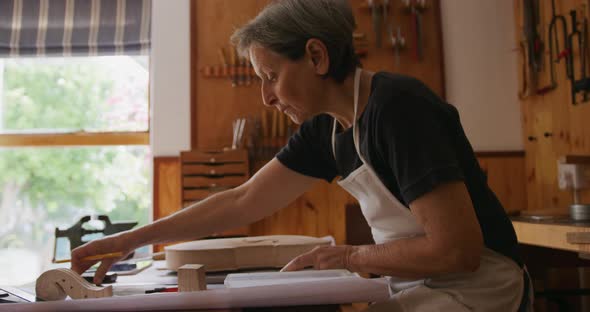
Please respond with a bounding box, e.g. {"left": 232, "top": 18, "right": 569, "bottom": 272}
{"left": 2, "top": 276, "right": 390, "bottom": 311}
{"left": 224, "top": 269, "right": 358, "bottom": 288}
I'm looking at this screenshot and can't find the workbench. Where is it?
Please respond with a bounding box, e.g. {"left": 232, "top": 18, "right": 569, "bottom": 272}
{"left": 0, "top": 261, "right": 387, "bottom": 311}
{"left": 512, "top": 217, "right": 590, "bottom": 254}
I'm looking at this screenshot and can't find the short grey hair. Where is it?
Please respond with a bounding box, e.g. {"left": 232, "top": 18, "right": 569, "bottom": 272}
{"left": 231, "top": 0, "right": 360, "bottom": 83}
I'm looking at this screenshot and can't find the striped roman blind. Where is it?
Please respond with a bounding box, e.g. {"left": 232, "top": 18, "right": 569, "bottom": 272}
{"left": 0, "top": 0, "right": 151, "bottom": 57}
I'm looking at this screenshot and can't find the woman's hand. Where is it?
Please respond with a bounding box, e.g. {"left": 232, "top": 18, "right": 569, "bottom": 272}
{"left": 280, "top": 245, "right": 355, "bottom": 272}
{"left": 70, "top": 231, "right": 138, "bottom": 285}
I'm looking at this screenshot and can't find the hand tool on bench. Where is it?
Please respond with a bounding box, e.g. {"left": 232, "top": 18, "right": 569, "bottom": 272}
{"left": 54, "top": 251, "right": 124, "bottom": 264}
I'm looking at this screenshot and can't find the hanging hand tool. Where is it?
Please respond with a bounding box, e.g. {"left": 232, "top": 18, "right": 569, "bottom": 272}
{"left": 520, "top": 0, "right": 543, "bottom": 98}
{"left": 383, "top": 0, "right": 390, "bottom": 35}
{"left": 580, "top": 3, "right": 590, "bottom": 102}
{"left": 526, "top": 0, "right": 543, "bottom": 73}
{"left": 523, "top": 0, "right": 543, "bottom": 73}
{"left": 413, "top": 5, "right": 423, "bottom": 61}
{"left": 537, "top": 0, "right": 568, "bottom": 95}
{"left": 403, "top": 0, "right": 426, "bottom": 62}
{"left": 566, "top": 9, "right": 590, "bottom": 104}
{"left": 369, "top": 0, "right": 383, "bottom": 48}
{"left": 519, "top": 39, "right": 537, "bottom": 99}
{"left": 389, "top": 24, "right": 405, "bottom": 68}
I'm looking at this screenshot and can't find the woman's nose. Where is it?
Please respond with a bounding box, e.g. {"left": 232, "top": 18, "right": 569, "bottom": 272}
{"left": 263, "top": 96, "right": 278, "bottom": 107}
{"left": 261, "top": 84, "right": 277, "bottom": 107}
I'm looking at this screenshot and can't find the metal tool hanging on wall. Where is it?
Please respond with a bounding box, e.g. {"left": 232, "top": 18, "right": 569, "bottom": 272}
{"left": 565, "top": 8, "right": 590, "bottom": 104}
{"left": 519, "top": 0, "right": 543, "bottom": 99}
{"left": 368, "top": 0, "right": 385, "bottom": 48}
{"left": 389, "top": 24, "right": 406, "bottom": 68}
{"left": 402, "top": 0, "right": 426, "bottom": 61}
{"left": 537, "top": 0, "right": 568, "bottom": 95}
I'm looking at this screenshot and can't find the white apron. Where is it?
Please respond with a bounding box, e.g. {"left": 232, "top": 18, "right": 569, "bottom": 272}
{"left": 331, "top": 69, "right": 532, "bottom": 311}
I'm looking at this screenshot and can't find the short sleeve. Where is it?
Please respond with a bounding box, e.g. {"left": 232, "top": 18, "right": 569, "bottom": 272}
{"left": 377, "top": 93, "right": 464, "bottom": 204}
{"left": 276, "top": 115, "right": 339, "bottom": 182}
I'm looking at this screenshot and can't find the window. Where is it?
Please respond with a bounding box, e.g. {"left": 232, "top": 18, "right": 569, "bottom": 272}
{"left": 0, "top": 55, "right": 151, "bottom": 286}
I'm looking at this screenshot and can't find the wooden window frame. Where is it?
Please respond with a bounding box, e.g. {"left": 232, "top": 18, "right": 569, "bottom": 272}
{"left": 0, "top": 132, "right": 149, "bottom": 147}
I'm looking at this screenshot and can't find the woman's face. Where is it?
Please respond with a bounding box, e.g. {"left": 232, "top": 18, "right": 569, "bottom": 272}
{"left": 249, "top": 44, "right": 323, "bottom": 124}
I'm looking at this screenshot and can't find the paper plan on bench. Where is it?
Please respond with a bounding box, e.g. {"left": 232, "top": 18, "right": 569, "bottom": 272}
{"left": 224, "top": 269, "right": 358, "bottom": 288}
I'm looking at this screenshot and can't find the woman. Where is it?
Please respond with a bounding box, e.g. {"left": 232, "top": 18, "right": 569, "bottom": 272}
{"left": 72, "top": 0, "right": 531, "bottom": 310}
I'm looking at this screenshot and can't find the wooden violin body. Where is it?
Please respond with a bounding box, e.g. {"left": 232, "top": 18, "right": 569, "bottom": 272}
{"left": 165, "top": 235, "right": 332, "bottom": 271}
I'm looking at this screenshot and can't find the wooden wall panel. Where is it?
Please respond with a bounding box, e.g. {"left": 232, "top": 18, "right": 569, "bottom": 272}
{"left": 514, "top": 0, "right": 590, "bottom": 212}
{"left": 249, "top": 181, "right": 355, "bottom": 245}
{"left": 192, "top": 0, "right": 269, "bottom": 150}
{"left": 477, "top": 152, "right": 527, "bottom": 214}
{"left": 191, "top": 0, "right": 445, "bottom": 152}
{"left": 353, "top": 0, "right": 445, "bottom": 97}
{"left": 153, "top": 154, "right": 525, "bottom": 244}
{"left": 153, "top": 157, "right": 182, "bottom": 221}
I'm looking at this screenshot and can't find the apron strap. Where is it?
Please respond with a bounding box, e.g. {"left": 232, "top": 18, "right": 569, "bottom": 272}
{"left": 331, "top": 68, "right": 363, "bottom": 160}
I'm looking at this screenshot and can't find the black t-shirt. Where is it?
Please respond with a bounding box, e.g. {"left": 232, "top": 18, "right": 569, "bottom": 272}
{"left": 276, "top": 72, "right": 522, "bottom": 266}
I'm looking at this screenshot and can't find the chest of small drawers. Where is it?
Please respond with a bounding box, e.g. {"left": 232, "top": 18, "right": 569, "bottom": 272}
{"left": 180, "top": 149, "right": 249, "bottom": 207}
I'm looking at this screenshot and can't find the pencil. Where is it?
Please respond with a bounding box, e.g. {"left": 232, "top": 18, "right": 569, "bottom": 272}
{"left": 54, "top": 252, "right": 123, "bottom": 264}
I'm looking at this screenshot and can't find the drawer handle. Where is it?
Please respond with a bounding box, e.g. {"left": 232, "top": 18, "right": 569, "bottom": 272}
{"left": 209, "top": 157, "right": 216, "bottom": 163}
{"left": 210, "top": 169, "right": 216, "bottom": 175}
{"left": 210, "top": 183, "right": 217, "bottom": 188}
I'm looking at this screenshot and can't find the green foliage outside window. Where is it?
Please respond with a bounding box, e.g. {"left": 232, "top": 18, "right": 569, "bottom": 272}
{"left": 0, "top": 58, "right": 150, "bottom": 262}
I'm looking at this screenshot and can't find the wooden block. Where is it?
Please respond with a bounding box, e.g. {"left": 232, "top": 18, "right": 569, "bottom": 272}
{"left": 36, "top": 268, "right": 113, "bottom": 301}
{"left": 178, "top": 264, "right": 206, "bottom": 292}
{"left": 567, "top": 232, "right": 590, "bottom": 244}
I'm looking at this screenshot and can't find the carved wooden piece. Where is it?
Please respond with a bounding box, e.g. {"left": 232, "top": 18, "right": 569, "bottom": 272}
{"left": 165, "top": 235, "right": 332, "bottom": 271}
{"left": 35, "top": 268, "right": 113, "bottom": 301}
{"left": 178, "top": 264, "right": 207, "bottom": 292}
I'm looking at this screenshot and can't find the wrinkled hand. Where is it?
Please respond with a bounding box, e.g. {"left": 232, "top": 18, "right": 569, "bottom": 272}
{"left": 281, "top": 245, "right": 355, "bottom": 272}
{"left": 70, "top": 232, "right": 136, "bottom": 285}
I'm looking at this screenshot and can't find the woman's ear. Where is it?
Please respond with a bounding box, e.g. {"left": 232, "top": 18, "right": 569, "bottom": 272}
{"left": 305, "top": 39, "right": 329, "bottom": 75}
